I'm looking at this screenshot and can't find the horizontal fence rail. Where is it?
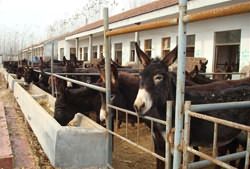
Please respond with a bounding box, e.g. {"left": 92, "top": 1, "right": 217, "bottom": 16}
{"left": 188, "top": 151, "right": 246, "bottom": 169}
{"left": 184, "top": 100, "right": 250, "bottom": 169}
{"left": 190, "top": 100, "right": 250, "bottom": 112}
{"left": 52, "top": 73, "right": 106, "bottom": 93}
{"left": 33, "top": 69, "right": 106, "bottom": 93}
{"left": 107, "top": 104, "right": 167, "bottom": 125}
{"left": 200, "top": 72, "right": 245, "bottom": 75}
{"left": 187, "top": 110, "right": 250, "bottom": 132}
{"left": 107, "top": 101, "right": 173, "bottom": 167}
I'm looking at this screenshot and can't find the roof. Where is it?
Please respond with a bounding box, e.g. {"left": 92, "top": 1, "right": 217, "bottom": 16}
{"left": 23, "top": 0, "right": 178, "bottom": 50}
{"left": 70, "top": 0, "right": 177, "bottom": 35}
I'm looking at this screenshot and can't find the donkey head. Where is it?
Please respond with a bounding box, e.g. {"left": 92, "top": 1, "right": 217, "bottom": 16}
{"left": 133, "top": 42, "right": 177, "bottom": 116}
{"left": 97, "top": 64, "right": 118, "bottom": 122}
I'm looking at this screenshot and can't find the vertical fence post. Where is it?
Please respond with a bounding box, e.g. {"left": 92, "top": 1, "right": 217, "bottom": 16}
{"left": 245, "top": 132, "right": 250, "bottom": 169}
{"left": 51, "top": 41, "right": 54, "bottom": 97}
{"left": 173, "top": 0, "right": 187, "bottom": 169}
{"left": 31, "top": 45, "right": 34, "bottom": 68}
{"left": 166, "top": 101, "right": 173, "bottom": 169}
{"left": 212, "top": 123, "right": 218, "bottom": 158}
{"left": 103, "top": 7, "right": 112, "bottom": 165}
{"left": 183, "top": 101, "right": 191, "bottom": 169}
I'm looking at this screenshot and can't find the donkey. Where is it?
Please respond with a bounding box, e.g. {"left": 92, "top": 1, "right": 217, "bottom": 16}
{"left": 133, "top": 42, "right": 250, "bottom": 169}
{"left": 97, "top": 64, "right": 139, "bottom": 128}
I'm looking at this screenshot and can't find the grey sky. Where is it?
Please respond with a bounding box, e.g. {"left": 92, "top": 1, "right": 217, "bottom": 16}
{"left": 0, "top": 0, "right": 153, "bottom": 53}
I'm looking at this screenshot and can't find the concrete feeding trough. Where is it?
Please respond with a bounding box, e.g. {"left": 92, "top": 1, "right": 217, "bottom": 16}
{"left": 1, "top": 69, "right": 108, "bottom": 169}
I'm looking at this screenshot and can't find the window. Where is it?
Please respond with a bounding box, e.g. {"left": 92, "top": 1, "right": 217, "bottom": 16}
{"left": 214, "top": 30, "right": 241, "bottom": 72}
{"left": 92, "top": 46, "right": 98, "bottom": 59}
{"left": 176, "top": 35, "right": 195, "bottom": 57}
{"left": 187, "top": 35, "right": 195, "bottom": 57}
{"left": 60, "top": 48, "right": 64, "bottom": 59}
{"left": 70, "top": 48, "right": 76, "bottom": 59}
{"left": 99, "top": 45, "right": 103, "bottom": 58}
{"left": 162, "top": 37, "right": 170, "bottom": 58}
{"left": 79, "top": 48, "right": 83, "bottom": 60}
{"left": 84, "top": 47, "right": 88, "bottom": 61}
{"left": 114, "top": 43, "right": 122, "bottom": 65}
{"left": 130, "top": 42, "right": 136, "bottom": 62}
{"left": 144, "top": 39, "right": 152, "bottom": 57}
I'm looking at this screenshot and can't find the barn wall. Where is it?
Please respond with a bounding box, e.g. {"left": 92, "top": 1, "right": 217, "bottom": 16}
{"left": 62, "top": 13, "right": 250, "bottom": 73}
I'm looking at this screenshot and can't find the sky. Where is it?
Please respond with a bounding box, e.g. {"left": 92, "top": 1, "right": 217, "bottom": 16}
{"left": 0, "top": 0, "right": 87, "bottom": 39}
{"left": 0, "top": 0, "right": 153, "bottom": 52}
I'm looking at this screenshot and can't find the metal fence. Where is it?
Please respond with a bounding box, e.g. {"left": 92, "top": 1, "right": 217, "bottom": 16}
{"left": 27, "top": 1, "right": 250, "bottom": 169}
{"left": 183, "top": 101, "right": 250, "bottom": 169}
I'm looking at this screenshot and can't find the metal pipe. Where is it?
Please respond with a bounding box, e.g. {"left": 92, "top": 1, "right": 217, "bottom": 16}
{"left": 88, "top": 34, "right": 93, "bottom": 63}
{"left": 173, "top": 0, "right": 187, "bottom": 168}
{"left": 166, "top": 101, "right": 173, "bottom": 169}
{"left": 107, "top": 104, "right": 167, "bottom": 125}
{"left": 126, "top": 111, "right": 128, "bottom": 138}
{"left": 245, "top": 132, "right": 250, "bottom": 169}
{"left": 200, "top": 72, "right": 245, "bottom": 75}
{"left": 103, "top": 7, "right": 112, "bottom": 165}
{"left": 188, "top": 151, "right": 246, "bottom": 169}
{"left": 51, "top": 42, "right": 54, "bottom": 97}
{"left": 137, "top": 115, "right": 140, "bottom": 144}
{"left": 105, "top": 2, "right": 250, "bottom": 37}
{"left": 76, "top": 38, "right": 79, "bottom": 60}
{"left": 183, "top": 101, "right": 191, "bottom": 169}
{"left": 31, "top": 45, "right": 34, "bottom": 68}
{"left": 187, "top": 146, "right": 237, "bottom": 169}
{"left": 107, "top": 128, "right": 166, "bottom": 162}
{"left": 188, "top": 111, "right": 250, "bottom": 132}
{"left": 52, "top": 73, "right": 106, "bottom": 92}
{"left": 190, "top": 100, "right": 250, "bottom": 112}
{"left": 212, "top": 123, "right": 218, "bottom": 158}
{"left": 106, "top": 18, "right": 177, "bottom": 37}
{"left": 184, "top": 1, "right": 250, "bottom": 23}
{"left": 134, "top": 31, "right": 140, "bottom": 67}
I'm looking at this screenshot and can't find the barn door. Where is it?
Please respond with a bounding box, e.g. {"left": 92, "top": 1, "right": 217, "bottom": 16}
{"left": 214, "top": 30, "right": 241, "bottom": 72}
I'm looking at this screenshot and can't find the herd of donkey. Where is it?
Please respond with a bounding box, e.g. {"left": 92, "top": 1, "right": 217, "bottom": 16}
{"left": 2, "top": 43, "right": 250, "bottom": 169}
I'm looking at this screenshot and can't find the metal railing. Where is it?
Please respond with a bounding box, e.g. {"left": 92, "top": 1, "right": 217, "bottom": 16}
{"left": 183, "top": 101, "right": 250, "bottom": 169}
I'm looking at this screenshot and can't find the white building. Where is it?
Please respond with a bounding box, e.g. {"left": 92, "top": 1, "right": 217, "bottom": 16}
{"left": 28, "top": 0, "right": 250, "bottom": 73}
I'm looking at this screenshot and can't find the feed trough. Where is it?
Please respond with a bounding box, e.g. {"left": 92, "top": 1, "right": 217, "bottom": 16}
{"left": 2, "top": 69, "right": 108, "bottom": 169}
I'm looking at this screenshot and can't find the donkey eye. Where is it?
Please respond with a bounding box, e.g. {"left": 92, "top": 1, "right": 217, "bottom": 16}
{"left": 153, "top": 74, "right": 164, "bottom": 85}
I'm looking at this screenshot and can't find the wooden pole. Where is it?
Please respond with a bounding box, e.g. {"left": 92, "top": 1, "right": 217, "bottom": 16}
{"left": 106, "top": 1, "right": 250, "bottom": 37}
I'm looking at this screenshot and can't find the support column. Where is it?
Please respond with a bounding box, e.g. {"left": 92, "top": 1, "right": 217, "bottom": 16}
{"left": 173, "top": 0, "right": 187, "bottom": 169}
{"left": 134, "top": 31, "right": 140, "bottom": 65}
{"left": 88, "top": 34, "right": 93, "bottom": 62}
{"left": 75, "top": 38, "right": 80, "bottom": 60}
{"left": 31, "top": 46, "right": 33, "bottom": 67}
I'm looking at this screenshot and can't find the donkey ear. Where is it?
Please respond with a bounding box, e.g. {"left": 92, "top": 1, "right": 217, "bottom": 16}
{"left": 162, "top": 46, "right": 178, "bottom": 66}
{"left": 111, "top": 64, "right": 118, "bottom": 84}
{"left": 194, "top": 65, "right": 199, "bottom": 72}
{"left": 96, "top": 64, "right": 105, "bottom": 82}
{"left": 134, "top": 42, "right": 150, "bottom": 67}
{"left": 205, "top": 60, "right": 208, "bottom": 65}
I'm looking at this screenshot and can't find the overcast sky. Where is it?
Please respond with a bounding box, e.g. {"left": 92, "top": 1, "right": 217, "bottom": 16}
{"left": 0, "top": 0, "right": 153, "bottom": 50}
{"left": 0, "top": 0, "right": 88, "bottom": 38}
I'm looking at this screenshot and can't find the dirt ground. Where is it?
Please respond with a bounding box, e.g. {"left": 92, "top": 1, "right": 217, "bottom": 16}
{"left": 0, "top": 73, "right": 157, "bottom": 169}
{"left": 1, "top": 72, "right": 236, "bottom": 169}
{"left": 0, "top": 74, "right": 55, "bottom": 169}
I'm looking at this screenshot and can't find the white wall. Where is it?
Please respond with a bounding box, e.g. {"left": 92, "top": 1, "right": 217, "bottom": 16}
{"left": 60, "top": 13, "right": 250, "bottom": 71}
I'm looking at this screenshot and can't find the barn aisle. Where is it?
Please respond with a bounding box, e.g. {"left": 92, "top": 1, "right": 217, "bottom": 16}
{"left": 0, "top": 75, "right": 55, "bottom": 169}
